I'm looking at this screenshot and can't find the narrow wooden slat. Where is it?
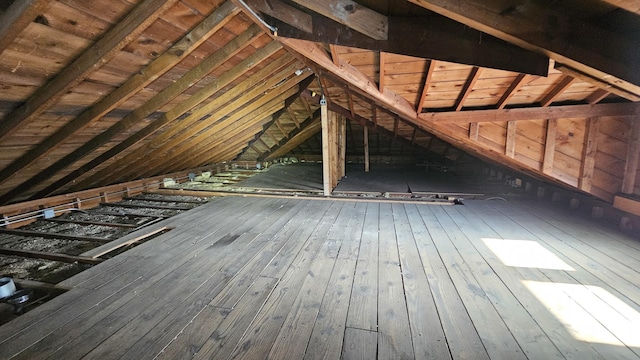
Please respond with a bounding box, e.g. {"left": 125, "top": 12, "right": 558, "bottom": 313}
{"left": 505, "top": 121, "right": 516, "bottom": 158}
{"left": 0, "top": 247, "right": 103, "bottom": 265}
{"left": 0, "top": 228, "right": 110, "bottom": 243}
{"left": 496, "top": 74, "right": 526, "bottom": 109}
{"left": 555, "top": 63, "right": 640, "bottom": 102}
{"left": 46, "top": 218, "right": 138, "bottom": 229}
{"left": 379, "top": 51, "right": 387, "bottom": 91}
{"left": 100, "top": 202, "right": 192, "bottom": 211}
{"left": 416, "top": 60, "right": 436, "bottom": 112}
{"left": 540, "top": 75, "right": 575, "bottom": 107}
{"left": 124, "top": 196, "right": 207, "bottom": 204}
{"left": 330, "top": 44, "right": 341, "bottom": 66}
{"left": 621, "top": 117, "right": 640, "bottom": 194}
{"left": 454, "top": 66, "right": 481, "bottom": 111}
{"left": 0, "top": 0, "right": 180, "bottom": 142}
{"left": 322, "top": 103, "right": 332, "bottom": 196}
{"left": 587, "top": 89, "right": 610, "bottom": 104}
{"left": 420, "top": 102, "right": 640, "bottom": 124}
{"left": 469, "top": 122, "right": 479, "bottom": 140}
{"left": 579, "top": 117, "right": 600, "bottom": 192}
{"left": 543, "top": 119, "right": 557, "bottom": 175}
{"left": 377, "top": 203, "right": 414, "bottom": 359}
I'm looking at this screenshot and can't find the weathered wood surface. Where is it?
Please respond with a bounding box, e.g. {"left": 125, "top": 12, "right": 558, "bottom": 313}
{"left": 0, "top": 196, "right": 639, "bottom": 359}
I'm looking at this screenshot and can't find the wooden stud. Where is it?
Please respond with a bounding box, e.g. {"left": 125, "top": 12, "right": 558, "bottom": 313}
{"left": 542, "top": 119, "right": 557, "bottom": 175}
{"left": 496, "top": 74, "right": 526, "bottom": 109}
{"left": 579, "top": 117, "right": 600, "bottom": 192}
{"left": 505, "top": 121, "right": 516, "bottom": 158}
{"left": 364, "top": 126, "right": 370, "bottom": 172}
{"left": 416, "top": 60, "right": 436, "bottom": 113}
{"left": 454, "top": 67, "right": 481, "bottom": 111}
{"left": 621, "top": 117, "right": 640, "bottom": 194}
{"left": 539, "top": 75, "right": 575, "bottom": 107}
{"left": 338, "top": 115, "right": 347, "bottom": 179}
{"left": 586, "top": 89, "right": 610, "bottom": 105}
{"left": 379, "top": 52, "right": 387, "bottom": 92}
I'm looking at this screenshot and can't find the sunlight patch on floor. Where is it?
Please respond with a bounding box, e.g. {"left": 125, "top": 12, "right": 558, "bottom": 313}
{"left": 524, "top": 280, "right": 640, "bottom": 348}
{"left": 482, "top": 238, "right": 574, "bottom": 271}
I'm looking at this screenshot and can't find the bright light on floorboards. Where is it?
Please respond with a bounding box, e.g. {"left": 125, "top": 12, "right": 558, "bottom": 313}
{"left": 524, "top": 280, "right": 640, "bottom": 348}
{"left": 482, "top": 238, "right": 575, "bottom": 271}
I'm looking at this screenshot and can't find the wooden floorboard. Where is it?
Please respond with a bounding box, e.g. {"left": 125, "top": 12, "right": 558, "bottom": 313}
{"left": 1, "top": 196, "right": 639, "bottom": 359}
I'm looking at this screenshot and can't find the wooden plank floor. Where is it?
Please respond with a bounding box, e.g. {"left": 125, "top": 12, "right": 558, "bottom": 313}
{"left": 1, "top": 196, "right": 640, "bottom": 359}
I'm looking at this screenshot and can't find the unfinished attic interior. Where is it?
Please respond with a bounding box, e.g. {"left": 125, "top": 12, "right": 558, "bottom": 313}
{"left": 0, "top": 0, "right": 639, "bottom": 358}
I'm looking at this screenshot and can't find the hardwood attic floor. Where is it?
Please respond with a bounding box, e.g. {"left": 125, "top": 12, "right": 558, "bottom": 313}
{"left": 1, "top": 195, "right": 639, "bottom": 359}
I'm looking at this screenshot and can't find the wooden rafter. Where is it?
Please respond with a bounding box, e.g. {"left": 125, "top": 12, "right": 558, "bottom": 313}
{"left": 0, "top": 1, "right": 240, "bottom": 187}
{"left": 265, "top": 119, "right": 322, "bottom": 160}
{"left": 587, "top": 89, "right": 610, "bottom": 105}
{"left": 8, "top": 27, "right": 270, "bottom": 203}
{"left": 407, "top": 0, "right": 640, "bottom": 95}
{"left": 454, "top": 67, "right": 481, "bottom": 111}
{"left": 419, "top": 102, "right": 640, "bottom": 124}
{"left": 416, "top": 60, "right": 436, "bottom": 112}
{"left": 28, "top": 39, "right": 282, "bottom": 200}
{"left": 0, "top": 0, "right": 52, "bottom": 55}
{"left": 289, "top": 0, "right": 388, "bottom": 40}
{"left": 330, "top": 44, "right": 341, "bottom": 66}
{"left": 244, "top": 0, "right": 312, "bottom": 33}
{"left": 237, "top": 75, "right": 315, "bottom": 160}
{"left": 275, "top": 119, "right": 287, "bottom": 136}
{"left": 261, "top": 108, "right": 322, "bottom": 160}
{"left": 496, "top": 74, "right": 526, "bottom": 109}
{"left": 78, "top": 56, "right": 298, "bottom": 190}
{"left": 555, "top": 63, "right": 640, "bottom": 102}
{"left": 539, "top": 75, "right": 575, "bottom": 107}
{"left": 0, "top": 0, "right": 180, "bottom": 143}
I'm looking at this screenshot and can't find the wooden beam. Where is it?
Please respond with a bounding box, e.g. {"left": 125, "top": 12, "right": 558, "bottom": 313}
{"left": 0, "top": 1, "right": 240, "bottom": 186}
{"left": 543, "top": 119, "right": 557, "bottom": 175}
{"left": 281, "top": 38, "right": 418, "bottom": 121}
{"left": 555, "top": 63, "right": 640, "bottom": 102}
{"left": 0, "top": 247, "right": 103, "bottom": 265}
{"left": 621, "top": 117, "right": 640, "bottom": 194}
{"left": 46, "top": 218, "right": 138, "bottom": 229}
{"left": 496, "top": 74, "right": 526, "bottom": 109}
{"left": 505, "top": 121, "right": 516, "bottom": 158}
{"left": 244, "top": 0, "right": 312, "bottom": 33}
{"left": 0, "top": 0, "right": 180, "bottom": 143}
{"left": 454, "top": 67, "right": 481, "bottom": 111}
{"left": 274, "top": 13, "right": 548, "bottom": 75}
{"left": 540, "top": 75, "right": 575, "bottom": 107}
{"left": 407, "top": 0, "right": 640, "bottom": 95}
{"left": 22, "top": 36, "right": 279, "bottom": 202}
{"left": 419, "top": 102, "right": 640, "bottom": 124}
{"left": 275, "top": 119, "right": 287, "bottom": 136}
{"left": 289, "top": 0, "right": 388, "bottom": 40}
{"left": 0, "top": 228, "right": 110, "bottom": 243}
{"left": 579, "top": 118, "right": 600, "bottom": 192}
{"left": 266, "top": 120, "right": 322, "bottom": 160}
{"left": 0, "top": 0, "right": 52, "bottom": 55}
{"left": 416, "top": 60, "right": 436, "bottom": 112}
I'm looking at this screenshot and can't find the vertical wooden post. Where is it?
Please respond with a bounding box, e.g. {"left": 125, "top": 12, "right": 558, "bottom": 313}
{"left": 364, "top": 126, "right": 370, "bottom": 172}
{"left": 321, "top": 98, "right": 332, "bottom": 196}
{"left": 505, "top": 121, "right": 516, "bottom": 158}
{"left": 621, "top": 117, "right": 640, "bottom": 194}
{"left": 543, "top": 119, "right": 557, "bottom": 175}
{"left": 579, "top": 117, "right": 599, "bottom": 192}
{"left": 338, "top": 115, "right": 346, "bottom": 179}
